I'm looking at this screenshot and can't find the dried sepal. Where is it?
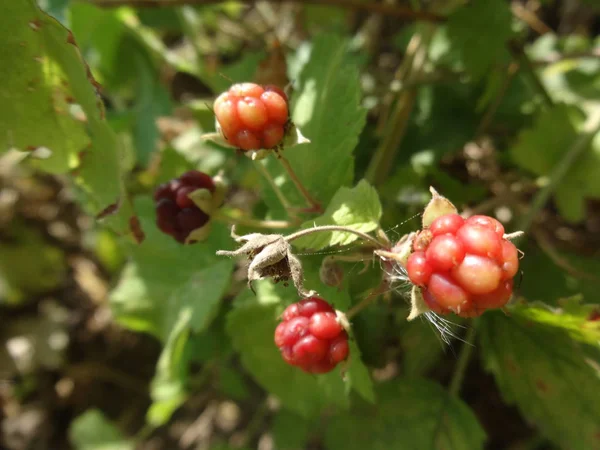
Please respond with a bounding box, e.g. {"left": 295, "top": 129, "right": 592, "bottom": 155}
{"left": 422, "top": 187, "right": 457, "bottom": 228}
{"left": 216, "top": 226, "right": 316, "bottom": 298}
{"left": 407, "top": 285, "right": 430, "bottom": 321}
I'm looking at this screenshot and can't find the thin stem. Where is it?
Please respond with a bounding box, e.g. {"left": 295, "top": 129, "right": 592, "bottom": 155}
{"left": 475, "top": 62, "right": 519, "bottom": 138}
{"left": 366, "top": 24, "right": 435, "bottom": 185}
{"left": 285, "top": 225, "right": 383, "bottom": 248}
{"left": 346, "top": 283, "right": 387, "bottom": 319}
{"left": 276, "top": 153, "right": 322, "bottom": 213}
{"left": 518, "top": 113, "right": 600, "bottom": 232}
{"left": 254, "top": 160, "right": 293, "bottom": 212}
{"left": 448, "top": 325, "right": 477, "bottom": 397}
{"left": 83, "top": 0, "right": 445, "bottom": 22}
{"left": 213, "top": 210, "right": 296, "bottom": 229}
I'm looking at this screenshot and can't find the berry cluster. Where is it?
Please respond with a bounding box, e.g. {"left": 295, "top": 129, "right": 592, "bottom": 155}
{"left": 154, "top": 170, "right": 216, "bottom": 244}
{"left": 406, "top": 214, "right": 519, "bottom": 317}
{"left": 274, "top": 297, "right": 349, "bottom": 374}
{"left": 213, "top": 83, "right": 289, "bottom": 151}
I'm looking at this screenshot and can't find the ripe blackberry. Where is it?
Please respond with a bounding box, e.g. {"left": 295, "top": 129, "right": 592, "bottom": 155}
{"left": 154, "top": 170, "right": 217, "bottom": 244}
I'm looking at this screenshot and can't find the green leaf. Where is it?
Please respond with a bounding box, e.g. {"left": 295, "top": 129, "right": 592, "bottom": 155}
{"left": 510, "top": 103, "right": 600, "bottom": 221}
{"left": 508, "top": 298, "right": 600, "bottom": 346}
{"left": 0, "top": 225, "right": 67, "bottom": 305}
{"left": 110, "top": 197, "right": 233, "bottom": 340}
{"left": 69, "top": 409, "right": 133, "bottom": 450}
{"left": 398, "top": 318, "right": 448, "bottom": 376}
{"left": 272, "top": 410, "right": 312, "bottom": 450}
{"left": 325, "top": 379, "right": 486, "bottom": 450}
{"left": 480, "top": 312, "right": 600, "bottom": 450}
{"left": 0, "top": 1, "right": 88, "bottom": 171}
{"left": 292, "top": 180, "right": 382, "bottom": 250}
{"left": 147, "top": 308, "right": 191, "bottom": 426}
{"left": 132, "top": 52, "right": 172, "bottom": 166}
{"left": 517, "top": 241, "right": 600, "bottom": 305}
{"left": 217, "top": 366, "right": 250, "bottom": 401}
{"left": 446, "top": 0, "right": 512, "bottom": 79}
{"left": 226, "top": 291, "right": 349, "bottom": 417}
{"left": 262, "top": 34, "right": 366, "bottom": 215}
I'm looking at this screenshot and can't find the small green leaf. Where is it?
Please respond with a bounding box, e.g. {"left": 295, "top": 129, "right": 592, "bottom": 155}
{"left": 510, "top": 103, "right": 600, "bottom": 222}
{"left": 508, "top": 298, "right": 600, "bottom": 346}
{"left": 293, "top": 180, "right": 382, "bottom": 250}
{"left": 446, "top": 0, "right": 512, "bottom": 79}
{"left": 325, "top": 379, "right": 486, "bottom": 450}
{"left": 0, "top": 1, "right": 88, "bottom": 171}
{"left": 480, "top": 312, "right": 600, "bottom": 450}
{"left": 110, "top": 197, "right": 233, "bottom": 340}
{"left": 226, "top": 294, "right": 349, "bottom": 417}
{"left": 69, "top": 409, "right": 133, "bottom": 450}
{"left": 147, "top": 308, "right": 191, "bottom": 426}
{"left": 262, "top": 34, "right": 367, "bottom": 215}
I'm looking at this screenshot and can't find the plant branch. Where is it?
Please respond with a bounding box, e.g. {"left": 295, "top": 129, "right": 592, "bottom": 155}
{"left": 254, "top": 160, "right": 293, "bottom": 213}
{"left": 346, "top": 282, "right": 388, "bottom": 319}
{"left": 448, "top": 325, "right": 477, "bottom": 397}
{"left": 276, "top": 152, "right": 322, "bottom": 213}
{"left": 82, "top": 0, "right": 445, "bottom": 22}
{"left": 285, "top": 225, "right": 383, "bottom": 248}
{"left": 366, "top": 24, "right": 435, "bottom": 185}
{"left": 517, "top": 112, "right": 600, "bottom": 232}
{"left": 213, "top": 210, "right": 296, "bottom": 229}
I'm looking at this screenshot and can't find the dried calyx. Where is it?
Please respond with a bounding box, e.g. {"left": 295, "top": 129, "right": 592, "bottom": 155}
{"left": 216, "top": 225, "right": 383, "bottom": 298}
{"left": 216, "top": 226, "right": 316, "bottom": 298}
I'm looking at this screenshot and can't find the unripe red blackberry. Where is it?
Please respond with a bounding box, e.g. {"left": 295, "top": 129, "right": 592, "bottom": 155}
{"left": 406, "top": 213, "right": 519, "bottom": 317}
{"left": 154, "top": 170, "right": 223, "bottom": 244}
{"left": 274, "top": 297, "right": 349, "bottom": 374}
{"left": 214, "top": 83, "right": 289, "bottom": 151}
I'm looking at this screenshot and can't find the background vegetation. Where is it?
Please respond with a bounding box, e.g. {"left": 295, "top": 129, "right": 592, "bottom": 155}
{"left": 1, "top": 0, "right": 600, "bottom": 449}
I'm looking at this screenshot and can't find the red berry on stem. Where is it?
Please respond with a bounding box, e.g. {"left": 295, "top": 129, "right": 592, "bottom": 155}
{"left": 275, "top": 297, "right": 348, "bottom": 374}
{"left": 214, "top": 83, "right": 289, "bottom": 151}
{"left": 406, "top": 213, "right": 520, "bottom": 316}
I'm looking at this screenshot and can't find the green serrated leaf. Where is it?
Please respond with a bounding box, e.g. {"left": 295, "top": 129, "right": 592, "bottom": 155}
{"left": 262, "top": 34, "right": 366, "bottom": 216}
{"left": 398, "top": 318, "right": 450, "bottom": 376}
{"left": 226, "top": 298, "right": 348, "bottom": 417}
{"left": 446, "top": 0, "right": 512, "bottom": 79}
{"left": 517, "top": 241, "right": 600, "bottom": 305}
{"left": 480, "top": 312, "right": 600, "bottom": 450}
{"left": 292, "top": 180, "right": 382, "bottom": 250}
{"left": 147, "top": 308, "right": 191, "bottom": 426}
{"left": 510, "top": 103, "right": 600, "bottom": 222}
{"left": 325, "top": 379, "right": 486, "bottom": 450}
{"left": 69, "top": 409, "right": 133, "bottom": 450}
{"left": 0, "top": 1, "right": 88, "bottom": 171}
{"left": 110, "top": 197, "right": 233, "bottom": 340}
{"left": 6, "top": 1, "right": 131, "bottom": 224}
{"left": 508, "top": 298, "right": 600, "bottom": 346}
